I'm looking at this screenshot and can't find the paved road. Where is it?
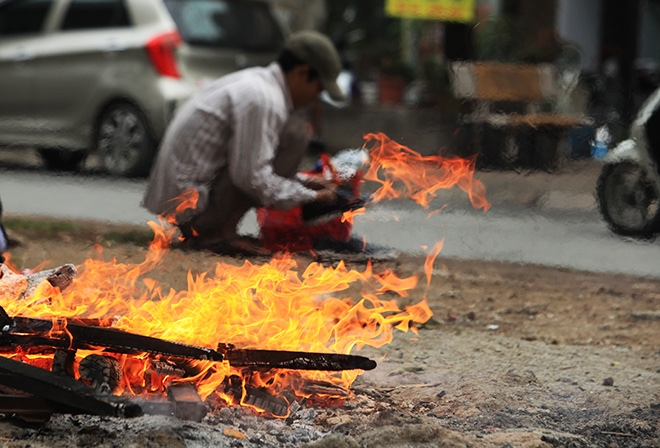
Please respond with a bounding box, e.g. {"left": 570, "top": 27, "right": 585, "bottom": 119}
{"left": 2, "top": 166, "right": 660, "bottom": 279}
{"left": 359, "top": 201, "right": 660, "bottom": 278}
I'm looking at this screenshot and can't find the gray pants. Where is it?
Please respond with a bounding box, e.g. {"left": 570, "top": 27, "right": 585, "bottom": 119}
{"left": 180, "top": 115, "right": 309, "bottom": 245}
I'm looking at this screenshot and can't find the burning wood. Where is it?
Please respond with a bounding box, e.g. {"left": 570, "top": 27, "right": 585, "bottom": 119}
{"left": 166, "top": 383, "right": 208, "bottom": 422}
{"left": 0, "top": 301, "right": 377, "bottom": 421}
{"left": 0, "top": 308, "right": 376, "bottom": 371}
{"left": 0, "top": 133, "right": 500, "bottom": 431}
{"left": 0, "top": 354, "right": 141, "bottom": 419}
{"left": 0, "top": 233, "right": 431, "bottom": 421}
{"left": 0, "top": 264, "right": 77, "bottom": 302}
{"left": 0, "top": 252, "right": 429, "bottom": 420}
{"left": 78, "top": 354, "right": 122, "bottom": 393}
{"left": 0, "top": 354, "right": 209, "bottom": 422}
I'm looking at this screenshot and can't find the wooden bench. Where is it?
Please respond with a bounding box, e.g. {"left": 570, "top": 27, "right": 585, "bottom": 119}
{"left": 449, "top": 61, "right": 589, "bottom": 169}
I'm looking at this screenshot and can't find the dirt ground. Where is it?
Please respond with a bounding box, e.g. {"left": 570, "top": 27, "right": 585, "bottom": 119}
{"left": 0, "top": 217, "right": 658, "bottom": 448}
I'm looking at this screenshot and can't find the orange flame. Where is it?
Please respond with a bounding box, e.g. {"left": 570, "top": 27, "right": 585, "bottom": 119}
{"left": 0, "top": 240, "right": 429, "bottom": 412}
{"left": 362, "top": 132, "right": 490, "bottom": 212}
{"left": 164, "top": 188, "right": 199, "bottom": 225}
{"left": 424, "top": 240, "right": 444, "bottom": 288}
{"left": 0, "top": 133, "right": 490, "bottom": 415}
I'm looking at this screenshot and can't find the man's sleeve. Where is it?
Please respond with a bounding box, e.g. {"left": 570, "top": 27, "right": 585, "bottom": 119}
{"left": 227, "top": 103, "right": 317, "bottom": 209}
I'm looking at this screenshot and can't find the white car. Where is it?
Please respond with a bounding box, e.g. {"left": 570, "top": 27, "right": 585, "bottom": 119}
{"left": 0, "top": 0, "right": 284, "bottom": 177}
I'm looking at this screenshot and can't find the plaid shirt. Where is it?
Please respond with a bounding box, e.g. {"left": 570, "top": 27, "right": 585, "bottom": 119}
{"left": 142, "top": 62, "right": 317, "bottom": 218}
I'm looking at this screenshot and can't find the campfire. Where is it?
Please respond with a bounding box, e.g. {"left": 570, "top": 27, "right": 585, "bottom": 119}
{"left": 0, "top": 134, "right": 488, "bottom": 422}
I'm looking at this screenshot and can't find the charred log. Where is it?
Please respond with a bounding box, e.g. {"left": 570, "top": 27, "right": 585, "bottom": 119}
{"left": 78, "top": 354, "right": 122, "bottom": 394}
{"left": 166, "top": 383, "right": 207, "bottom": 422}
{"left": 300, "top": 379, "right": 350, "bottom": 397}
{"left": 0, "top": 355, "right": 141, "bottom": 418}
{"left": 0, "top": 394, "right": 83, "bottom": 422}
{"left": 7, "top": 314, "right": 224, "bottom": 362}
{"left": 219, "top": 346, "right": 377, "bottom": 371}
{"left": 242, "top": 384, "right": 289, "bottom": 417}
{"left": 51, "top": 349, "right": 76, "bottom": 377}
{"left": 219, "top": 374, "right": 290, "bottom": 417}
{"left": 149, "top": 359, "right": 187, "bottom": 378}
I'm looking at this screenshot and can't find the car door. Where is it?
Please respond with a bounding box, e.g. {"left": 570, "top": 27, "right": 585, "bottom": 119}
{"left": 163, "top": 0, "right": 284, "bottom": 87}
{"left": 31, "top": 0, "right": 133, "bottom": 148}
{"left": 0, "top": 0, "right": 58, "bottom": 143}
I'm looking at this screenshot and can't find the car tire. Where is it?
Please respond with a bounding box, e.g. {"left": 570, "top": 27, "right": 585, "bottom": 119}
{"left": 597, "top": 161, "right": 660, "bottom": 238}
{"left": 38, "top": 149, "right": 86, "bottom": 172}
{"left": 96, "top": 102, "right": 155, "bottom": 177}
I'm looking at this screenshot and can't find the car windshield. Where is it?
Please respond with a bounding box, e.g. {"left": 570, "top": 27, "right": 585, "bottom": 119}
{"left": 163, "top": 0, "right": 283, "bottom": 51}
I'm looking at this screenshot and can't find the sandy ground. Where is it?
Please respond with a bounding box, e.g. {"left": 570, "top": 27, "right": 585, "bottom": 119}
{"left": 0, "top": 223, "right": 658, "bottom": 447}
{"left": 0, "top": 155, "right": 658, "bottom": 447}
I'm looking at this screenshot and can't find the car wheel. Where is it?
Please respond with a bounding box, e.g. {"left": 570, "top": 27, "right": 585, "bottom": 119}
{"left": 96, "top": 103, "right": 155, "bottom": 177}
{"left": 597, "top": 161, "right": 660, "bottom": 238}
{"left": 38, "top": 149, "right": 86, "bottom": 172}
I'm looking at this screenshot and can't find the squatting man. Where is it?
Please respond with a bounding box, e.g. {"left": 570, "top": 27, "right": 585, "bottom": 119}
{"left": 142, "top": 31, "right": 347, "bottom": 256}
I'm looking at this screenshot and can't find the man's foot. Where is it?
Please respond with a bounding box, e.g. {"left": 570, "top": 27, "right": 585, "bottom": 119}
{"left": 202, "top": 236, "right": 272, "bottom": 257}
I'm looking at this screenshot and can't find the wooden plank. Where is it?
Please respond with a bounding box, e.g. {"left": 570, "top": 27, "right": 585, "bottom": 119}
{"left": 474, "top": 62, "right": 545, "bottom": 102}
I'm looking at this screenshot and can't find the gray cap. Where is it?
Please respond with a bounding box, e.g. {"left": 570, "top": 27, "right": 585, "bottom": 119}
{"left": 284, "top": 30, "right": 346, "bottom": 102}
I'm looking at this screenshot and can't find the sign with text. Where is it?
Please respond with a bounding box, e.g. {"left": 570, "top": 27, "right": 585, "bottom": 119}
{"left": 385, "top": 0, "right": 475, "bottom": 23}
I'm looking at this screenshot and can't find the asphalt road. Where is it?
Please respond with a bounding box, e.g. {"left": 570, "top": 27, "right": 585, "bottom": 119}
{"left": 2, "top": 157, "right": 660, "bottom": 279}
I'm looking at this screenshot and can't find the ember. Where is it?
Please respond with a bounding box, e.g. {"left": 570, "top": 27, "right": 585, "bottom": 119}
{"left": 0, "top": 134, "right": 488, "bottom": 421}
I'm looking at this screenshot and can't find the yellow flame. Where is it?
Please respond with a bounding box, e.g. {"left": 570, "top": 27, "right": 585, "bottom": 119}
{"left": 0, "top": 133, "right": 491, "bottom": 414}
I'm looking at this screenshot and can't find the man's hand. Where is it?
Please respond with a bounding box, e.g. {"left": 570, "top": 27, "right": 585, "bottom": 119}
{"left": 314, "top": 188, "right": 337, "bottom": 204}
{"left": 304, "top": 176, "right": 335, "bottom": 191}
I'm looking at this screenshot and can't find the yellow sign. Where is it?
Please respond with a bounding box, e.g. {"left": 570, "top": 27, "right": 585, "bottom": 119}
{"left": 385, "top": 0, "right": 475, "bottom": 23}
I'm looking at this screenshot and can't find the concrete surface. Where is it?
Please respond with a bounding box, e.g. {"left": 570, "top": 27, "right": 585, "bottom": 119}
{"left": 6, "top": 149, "right": 660, "bottom": 279}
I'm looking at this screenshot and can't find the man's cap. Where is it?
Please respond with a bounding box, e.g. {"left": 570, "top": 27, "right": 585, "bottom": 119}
{"left": 284, "top": 30, "right": 346, "bottom": 103}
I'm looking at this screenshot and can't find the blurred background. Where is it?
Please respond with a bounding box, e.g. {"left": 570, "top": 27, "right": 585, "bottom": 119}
{"left": 3, "top": 0, "right": 660, "bottom": 274}
{"left": 1, "top": 0, "right": 658, "bottom": 175}
{"left": 312, "top": 0, "right": 658, "bottom": 163}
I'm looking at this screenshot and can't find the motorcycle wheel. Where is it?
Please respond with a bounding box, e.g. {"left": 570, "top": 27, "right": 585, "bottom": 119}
{"left": 597, "top": 161, "right": 660, "bottom": 238}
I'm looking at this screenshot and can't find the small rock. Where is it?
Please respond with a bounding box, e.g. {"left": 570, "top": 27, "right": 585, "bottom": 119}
{"left": 631, "top": 310, "right": 660, "bottom": 320}
{"left": 389, "top": 365, "right": 424, "bottom": 376}
{"left": 603, "top": 377, "right": 614, "bottom": 386}
{"left": 223, "top": 428, "right": 248, "bottom": 439}
{"left": 326, "top": 415, "right": 350, "bottom": 426}
{"left": 503, "top": 369, "right": 537, "bottom": 385}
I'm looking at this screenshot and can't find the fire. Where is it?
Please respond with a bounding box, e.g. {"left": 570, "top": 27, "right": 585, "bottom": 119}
{"left": 361, "top": 132, "right": 490, "bottom": 212}
{"left": 0, "top": 238, "right": 431, "bottom": 413}
{"left": 0, "top": 133, "right": 488, "bottom": 416}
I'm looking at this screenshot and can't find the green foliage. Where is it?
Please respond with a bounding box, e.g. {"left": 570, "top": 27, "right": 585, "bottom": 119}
{"left": 4, "top": 217, "right": 83, "bottom": 238}
{"left": 473, "top": 15, "right": 526, "bottom": 62}
{"left": 4, "top": 217, "right": 154, "bottom": 247}
{"left": 100, "top": 229, "right": 154, "bottom": 246}
{"left": 325, "top": 0, "right": 406, "bottom": 78}
{"left": 473, "top": 15, "right": 564, "bottom": 64}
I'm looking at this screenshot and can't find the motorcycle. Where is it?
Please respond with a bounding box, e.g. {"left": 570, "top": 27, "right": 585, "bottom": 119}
{"left": 597, "top": 86, "right": 660, "bottom": 238}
